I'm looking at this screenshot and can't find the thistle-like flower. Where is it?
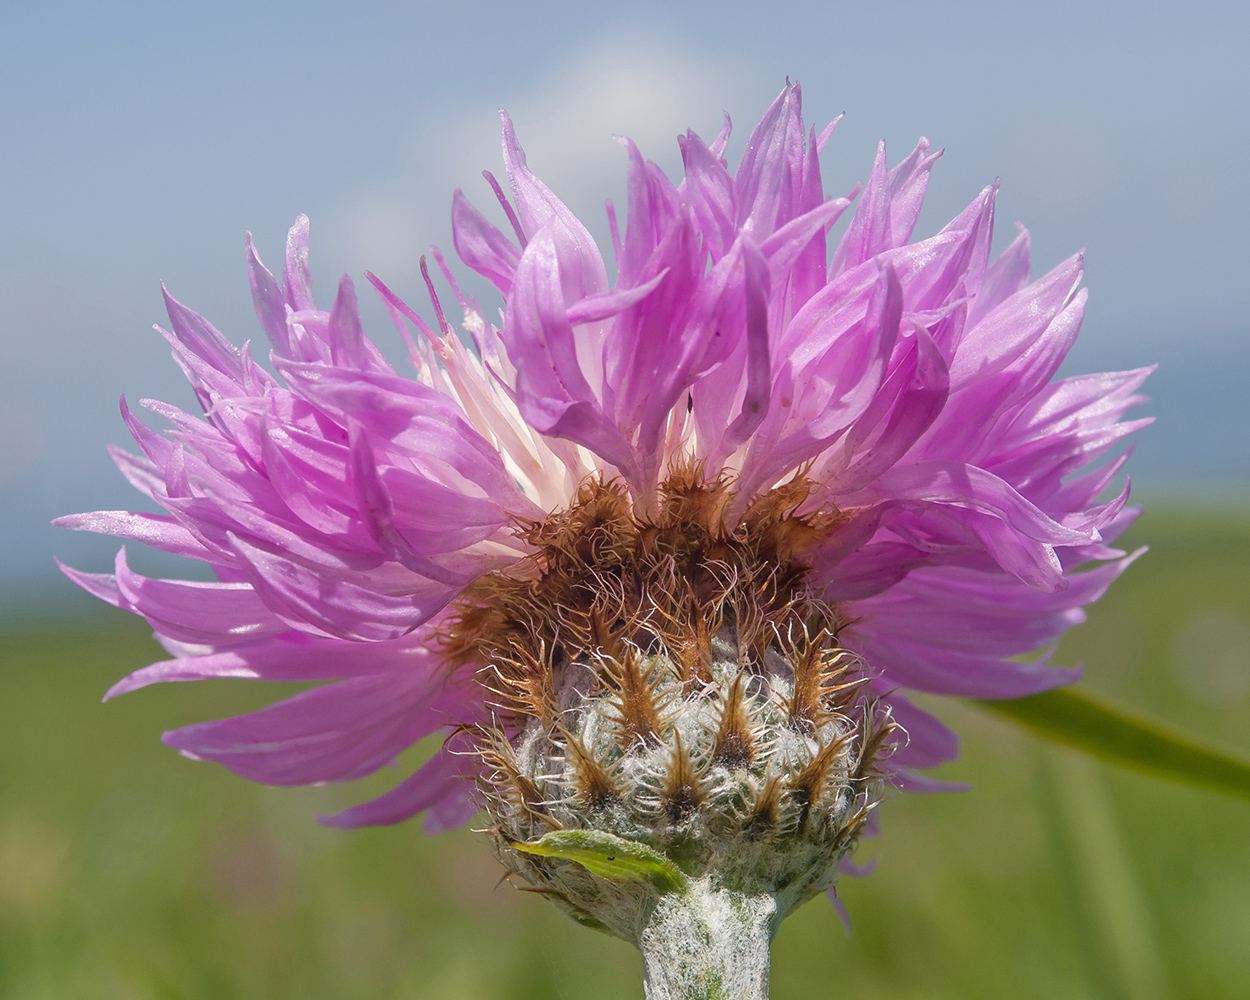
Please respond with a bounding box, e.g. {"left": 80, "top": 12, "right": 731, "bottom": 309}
{"left": 59, "top": 83, "right": 1148, "bottom": 998}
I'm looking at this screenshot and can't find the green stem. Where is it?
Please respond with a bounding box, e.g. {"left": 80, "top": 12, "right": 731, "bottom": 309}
{"left": 638, "top": 879, "right": 776, "bottom": 1000}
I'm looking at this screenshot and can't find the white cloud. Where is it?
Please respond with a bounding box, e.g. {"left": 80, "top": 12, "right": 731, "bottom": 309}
{"left": 327, "top": 30, "right": 757, "bottom": 285}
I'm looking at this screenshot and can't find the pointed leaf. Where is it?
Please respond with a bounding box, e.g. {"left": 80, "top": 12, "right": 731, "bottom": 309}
{"left": 510, "top": 829, "right": 687, "bottom": 892}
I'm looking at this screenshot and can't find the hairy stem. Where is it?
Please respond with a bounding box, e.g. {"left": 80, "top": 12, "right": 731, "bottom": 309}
{"left": 639, "top": 879, "right": 776, "bottom": 1000}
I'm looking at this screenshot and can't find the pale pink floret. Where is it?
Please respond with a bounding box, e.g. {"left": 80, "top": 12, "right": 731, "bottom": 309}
{"left": 58, "top": 83, "right": 1150, "bottom": 829}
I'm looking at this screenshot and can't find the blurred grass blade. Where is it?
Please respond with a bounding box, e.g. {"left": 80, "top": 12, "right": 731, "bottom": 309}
{"left": 973, "top": 686, "right": 1250, "bottom": 800}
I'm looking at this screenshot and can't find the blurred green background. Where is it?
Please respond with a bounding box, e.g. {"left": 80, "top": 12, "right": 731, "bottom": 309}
{"left": 3, "top": 506, "right": 1249, "bottom": 1000}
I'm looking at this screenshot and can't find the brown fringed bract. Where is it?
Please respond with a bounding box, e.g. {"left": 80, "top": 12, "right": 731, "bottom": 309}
{"left": 443, "top": 469, "right": 853, "bottom": 711}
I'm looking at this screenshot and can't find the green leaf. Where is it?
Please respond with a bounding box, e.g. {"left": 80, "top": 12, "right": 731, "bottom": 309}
{"left": 973, "top": 686, "right": 1250, "bottom": 801}
{"left": 510, "top": 829, "right": 688, "bottom": 892}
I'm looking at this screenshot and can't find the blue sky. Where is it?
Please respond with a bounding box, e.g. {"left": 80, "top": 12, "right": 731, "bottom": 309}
{"left": 2, "top": 0, "right": 1248, "bottom": 611}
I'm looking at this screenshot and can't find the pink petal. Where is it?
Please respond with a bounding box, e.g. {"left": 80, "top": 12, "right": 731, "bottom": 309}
{"left": 884, "top": 693, "right": 960, "bottom": 770}
{"left": 106, "top": 627, "right": 446, "bottom": 698}
{"left": 500, "top": 112, "right": 608, "bottom": 301}
{"left": 227, "top": 532, "right": 454, "bottom": 641}
{"left": 283, "top": 214, "right": 315, "bottom": 312}
{"left": 162, "top": 669, "right": 468, "bottom": 786}
{"left": 246, "top": 230, "right": 291, "bottom": 354}
{"left": 968, "top": 223, "right": 1031, "bottom": 326}
{"left": 53, "top": 510, "right": 214, "bottom": 561}
{"left": 322, "top": 731, "right": 481, "bottom": 830}
{"left": 111, "top": 548, "right": 288, "bottom": 646}
{"left": 451, "top": 189, "right": 522, "bottom": 296}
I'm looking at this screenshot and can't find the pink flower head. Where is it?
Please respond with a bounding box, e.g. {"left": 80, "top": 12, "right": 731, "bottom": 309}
{"left": 58, "top": 83, "right": 1149, "bottom": 830}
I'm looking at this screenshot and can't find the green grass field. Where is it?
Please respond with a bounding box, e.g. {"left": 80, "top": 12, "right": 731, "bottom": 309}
{"left": 4, "top": 506, "right": 1250, "bottom": 999}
